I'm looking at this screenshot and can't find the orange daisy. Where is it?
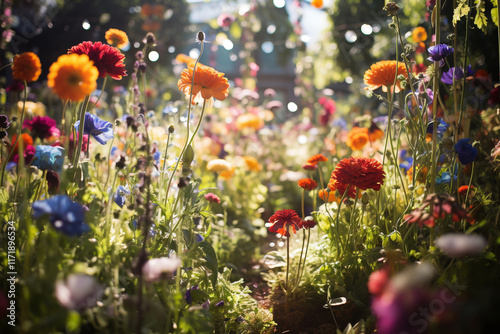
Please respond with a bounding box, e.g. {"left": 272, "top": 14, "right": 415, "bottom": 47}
{"left": 178, "top": 64, "right": 230, "bottom": 105}
{"left": 319, "top": 189, "right": 339, "bottom": 203}
{"left": 47, "top": 54, "right": 99, "bottom": 102}
{"left": 311, "top": 0, "right": 323, "bottom": 8}
{"left": 236, "top": 113, "right": 264, "bottom": 131}
{"left": 307, "top": 154, "right": 328, "bottom": 166}
{"left": 346, "top": 127, "right": 369, "bottom": 151}
{"left": 105, "top": 28, "right": 129, "bottom": 49}
{"left": 12, "top": 52, "right": 42, "bottom": 82}
{"left": 364, "top": 60, "right": 409, "bottom": 93}
{"left": 298, "top": 178, "right": 318, "bottom": 191}
{"left": 412, "top": 27, "right": 427, "bottom": 43}
{"left": 243, "top": 156, "right": 262, "bottom": 172}
{"left": 175, "top": 53, "right": 198, "bottom": 68}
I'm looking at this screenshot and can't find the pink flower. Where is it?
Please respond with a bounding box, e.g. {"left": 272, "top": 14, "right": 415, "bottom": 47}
{"left": 204, "top": 193, "right": 221, "bottom": 204}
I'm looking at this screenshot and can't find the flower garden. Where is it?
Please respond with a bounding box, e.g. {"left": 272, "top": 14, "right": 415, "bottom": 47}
{"left": 1, "top": 0, "right": 500, "bottom": 333}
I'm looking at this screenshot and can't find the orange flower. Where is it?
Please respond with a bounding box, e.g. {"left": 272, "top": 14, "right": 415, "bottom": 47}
{"left": 47, "top": 54, "right": 99, "bottom": 102}
{"left": 178, "top": 64, "right": 229, "bottom": 105}
{"left": 327, "top": 178, "right": 358, "bottom": 199}
{"left": 105, "top": 28, "right": 129, "bottom": 49}
{"left": 12, "top": 52, "right": 42, "bottom": 82}
{"left": 458, "top": 185, "right": 474, "bottom": 197}
{"left": 331, "top": 157, "right": 385, "bottom": 191}
{"left": 407, "top": 165, "right": 428, "bottom": 184}
{"left": 412, "top": 27, "right": 427, "bottom": 43}
{"left": 220, "top": 167, "right": 235, "bottom": 180}
{"left": 311, "top": 0, "right": 323, "bottom": 8}
{"left": 307, "top": 154, "right": 328, "bottom": 166}
{"left": 319, "top": 189, "right": 339, "bottom": 203}
{"left": 268, "top": 209, "right": 301, "bottom": 237}
{"left": 11, "top": 133, "right": 33, "bottom": 153}
{"left": 236, "top": 113, "right": 264, "bottom": 131}
{"left": 207, "top": 159, "right": 231, "bottom": 173}
{"left": 364, "top": 60, "right": 409, "bottom": 93}
{"left": 346, "top": 127, "right": 369, "bottom": 151}
{"left": 298, "top": 178, "right": 317, "bottom": 191}
{"left": 176, "top": 53, "right": 198, "bottom": 68}
{"left": 243, "top": 156, "right": 262, "bottom": 172}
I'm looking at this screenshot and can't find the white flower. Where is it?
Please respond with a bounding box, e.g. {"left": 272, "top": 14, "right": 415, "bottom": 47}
{"left": 55, "top": 274, "right": 102, "bottom": 310}
{"left": 142, "top": 256, "right": 181, "bottom": 282}
{"left": 436, "top": 233, "right": 487, "bottom": 257}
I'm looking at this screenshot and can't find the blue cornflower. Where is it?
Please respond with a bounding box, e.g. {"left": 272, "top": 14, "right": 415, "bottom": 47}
{"left": 455, "top": 138, "right": 478, "bottom": 165}
{"left": 153, "top": 151, "right": 161, "bottom": 165}
{"left": 399, "top": 150, "right": 413, "bottom": 172}
{"left": 427, "top": 44, "right": 454, "bottom": 66}
{"left": 114, "top": 185, "right": 130, "bottom": 208}
{"left": 31, "top": 145, "right": 65, "bottom": 172}
{"left": 32, "top": 195, "right": 90, "bottom": 236}
{"left": 426, "top": 118, "right": 449, "bottom": 142}
{"left": 441, "top": 66, "right": 473, "bottom": 85}
{"left": 74, "top": 113, "right": 114, "bottom": 145}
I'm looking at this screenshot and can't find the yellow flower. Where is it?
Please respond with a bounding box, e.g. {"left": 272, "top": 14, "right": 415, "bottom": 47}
{"left": 220, "top": 167, "right": 235, "bottom": 180}
{"left": 12, "top": 52, "right": 42, "bottom": 82}
{"left": 207, "top": 159, "right": 232, "bottom": 173}
{"left": 105, "top": 28, "right": 129, "bottom": 49}
{"left": 18, "top": 101, "right": 46, "bottom": 117}
{"left": 47, "top": 54, "right": 99, "bottom": 102}
{"left": 243, "top": 156, "right": 262, "bottom": 172}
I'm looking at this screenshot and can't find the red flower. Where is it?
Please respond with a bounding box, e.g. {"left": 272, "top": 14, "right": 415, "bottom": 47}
{"left": 268, "top": 209, "right": 301, "bottom": 237}
{"left": 458, "top": 185, "right": 474, "bottom": 197}
{"left": 307, "top": 154, "right": 328, "bottom": 166}
{"left": 204, "top": 193, "right": 221, "bottom": 204}
{"left": 68, "top": 41, "right": 127, "bottom": 80}
{"left": 331, "top": 157, "right": 385, "bottom": 191}
{"left": 298, "top": 178, "right": 317, "bottom": 191}
{"left": 327, "top": 178, "right": 358, "bottom": 199}
{"left": 298, "top": 219, "right": 317, "bottom": 229}
{"left": 302, "top": 163, "right": 318, "bottom": 171}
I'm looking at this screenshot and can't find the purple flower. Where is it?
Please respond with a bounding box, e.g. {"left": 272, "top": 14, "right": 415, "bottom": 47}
{"left": 426, "top": 118, "right": 449, "bottom": 140}
{"left": 427, "top": 44, "right": 453, "bottom": 66}
{"left": 455, "top": 138, "right": 478, "bottom": 165}
{"left": 74, "top": 113, "right": 114, "bottom": 145}
{"left": 0, "top": 114, "right": 11, "bottom": 139}
{"left": 32, "top": 195, "right": 90, "bottom": 236}
{"left": 14, "top": 144, "right": 36, "bottom": 165}
{"left": 23, "top": 116, "right": 60, "bottom": 140}
{"left": 441, "top": 66, "right": 473, "bottom": 85}
{"left": 215, "top": 300, "right": 225, "bottom": 307}
{"left": 185, "top": 285, "right": 199, "bottom": 304}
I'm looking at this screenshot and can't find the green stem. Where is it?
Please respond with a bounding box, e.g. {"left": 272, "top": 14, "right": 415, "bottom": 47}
{"left": 430, "top": 0, "right": 441, "bottom": 194}
{"left": 73, "top": 95, "right": 91, "bottom": 167}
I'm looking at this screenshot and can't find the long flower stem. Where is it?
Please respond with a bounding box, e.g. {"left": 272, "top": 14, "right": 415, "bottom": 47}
{"left": 73, "top": 95, "right": 90, "bottom": 167}
{"left": 430, "top": 0, "right": 441, "bottom": 194}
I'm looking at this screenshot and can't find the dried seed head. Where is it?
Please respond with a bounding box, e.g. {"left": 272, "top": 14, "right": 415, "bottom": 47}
{"left": 197, "top": 31, "right": 205, "bottom": 43}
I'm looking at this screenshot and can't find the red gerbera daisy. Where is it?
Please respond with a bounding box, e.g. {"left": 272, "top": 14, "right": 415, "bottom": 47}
{"left": 307, "top": 154, "right": 328, "bottom": 166}
{"left": 327, "top": 178, "right": 358, "bottom": 199}
{"left": 268, "top": 209, "right": 301, "bottom": 237}
{"left": 68, "top": 41, "right": 127, "bottom": 80}
{"left": 331, "top": 157, "right": 385, "bottom": 191}
{"left": 298, "top": 178, "right": 318, "bottom": 191}
{"left": 302, "top": 163, "right": 317, "bottom": 171}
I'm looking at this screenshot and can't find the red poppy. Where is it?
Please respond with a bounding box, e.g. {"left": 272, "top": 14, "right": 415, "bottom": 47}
{"left": 307, "top": 154, "right": 328, "bottom": 166}
{"left": 68, "top": 41, "right": 127, "bottom": 80}
{"left": 298, "top": 178, "right": 317, "bottom": 191}
{"left": 268, "top": 209, "right": 301, "bottom": 237}
{"left": 331, "top": 157, "right": 385, "bottom": 191}
{"left": 458, "top": 185, "right": 474, "bottom": 197}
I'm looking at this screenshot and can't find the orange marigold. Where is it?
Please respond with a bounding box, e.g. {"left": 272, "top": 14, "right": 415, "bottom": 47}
{"left": 311, "top": 0, "right": 323, "bottom": 8}
{"left": 412, "top": 27, "right": 427, "bottom": 43}
{"left": 47, "top": 54, "right": 98, "bottom": 102}
{"left": 319, "top": 189, "right": 339, "bottom": 203}
{"left": 298, "top": 178, "right": 317, "bottom": 191}
{"left": 105, "top": 28, "right": 129, "bottom": 49}
{"left": 331, "top": 157, "right": 385, "bottom": 191}
{"left": 364, "top": 60, "right": 409, "bottom": 93}
{"left": 178, "top": 64, "right": 229, "bottom": 105}
{"left": 236, "top": 113, "right": 264, "bottom": 131}
{"left": 243, "top": 156, "right": 262, "bottom": 172}
{"left": 346, "top": 127, "right": 369, "bottom": 151}
{"left": 458, "top": 185, "right": 475, "bottom": 197}
{"left": 11, "top": 133, "right": 33, "bottom": 153}
{"left": 307, "top": 154, "right": 328, "bottom": 166}
{"left": 268, "top": 209, "right": 302, "bottom": 237}
{"left": 12, "top": 52, "right": 42, "bottom": 82}
{"left": 176, "top": 53, "right": 198, "bottom": 68}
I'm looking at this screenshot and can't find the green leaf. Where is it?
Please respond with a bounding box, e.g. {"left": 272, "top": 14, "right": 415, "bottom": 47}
{"left": 65, "top": 311, "right": 81, "bottom": 332}
{"left": 492, "top": 0, "right": 498, "bottom": 26}
{"left": 199, "top": 241, "right": 218, "bottom": 289}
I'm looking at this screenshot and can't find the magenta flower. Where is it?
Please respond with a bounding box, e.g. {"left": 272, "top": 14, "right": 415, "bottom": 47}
{"left": 23, "top": 116, "right": 60, "bottom": 140}
{"left": 204, "top": 193, "right": 221, "bottom": 204}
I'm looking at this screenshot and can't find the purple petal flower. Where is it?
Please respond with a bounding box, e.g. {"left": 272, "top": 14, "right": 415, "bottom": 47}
{"left": 427, "top": 44, "right": 454, "bottom": 66}
{"left": 0, "top": 114, "right": 12, "bottom": 129}
{"left": 75, "top": 113, "right": 114, "bottom": 145}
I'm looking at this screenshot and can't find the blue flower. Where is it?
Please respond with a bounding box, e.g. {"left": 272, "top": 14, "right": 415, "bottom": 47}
{"left": 153, "top": 151, "right": 161, "bottom": 165}
{"left": 398, "top": 150, "right": 413, "bottom": 172}
{"left": 436, "top": 172, "right": 452, "bottom": 185}
{"left": 195, "top": 234, "right": 204, "bottom": 242}
{"left": 455, "top": 138, "right": 478, "bottom": 165}
{"left": 441, "top": 66, "right": 473, "bottom": 85}
{"left": 31, "top": 145, "right": 65, "bottom": 172}
{"left": 426, "top": 118, "right": 449, "bottom": 140}
{"left": 427, "top": 44, "right": 454, "bottom": 66}
{"left": 32, "top": 195, "right": 90, "bottom": 236}
{"left": 75, "top": 113, "right": 114, "bottom": 145}
{"left": 114, "top": 185, "right": 130, "bottom": 208}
